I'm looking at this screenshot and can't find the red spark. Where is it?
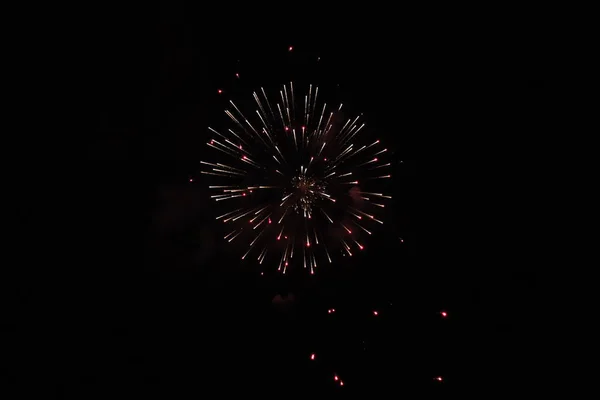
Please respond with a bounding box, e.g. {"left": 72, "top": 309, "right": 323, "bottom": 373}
{"left": 302, "top": 125, "right": 305, "bottom": 129}
{"left": 260, "top": 272, "right": 264, "bottom": 275}
{"left": 435, "top": 376, "right": 443, "bottom": 382}
{"left": 189, "top": 178, "right": 193, "bottom": 182}
{"left": 210, "top": 140, "right": 214, "bottom": 144}
{"left": 440, "top": 311, "right": 448, "bottom": 318}
{"left": 242, "top": 193, "right": 246, "bottom": 196}
{"left": 217, "top": 89, "right": 222, "bottom": 94}
{"left": 284, "top": 236, "right": 288, "bottom": 239}
{"left": 289, "top": 46, "right": 293, "bottom": 51}
{"left": 249, "top": 190, "right": 253, "bottom": 193}
{"left": 340, "top": 381, "right": 344, "bottom": 386}
{"left": 284, "top": 126, "right": 289, "bottom": 131}
{"left": 334, "top": 375, "right": 339, "bottom": 381}
{"left": 373, "top": 311, "right": 378, "bottom": 316}
{"left": 285, "top": 261, "right": 288, "bottom": 266}
{"left": 242, "top": 155, "right": 246, "bottom": 159}
{"left": 374, "top": 158, "right": 378, "bottom": 161}
{"left": 310, "top": 353, "right": 315, "bottom": 360}
{"left": 306, "top": 242, "right": 310, "bottom": 247}
{"left": 332, "top": 308, "right": 335, "bottom": 312}
{"left": 359, "top": 245, "right": 364, "bottom": 250}
{"left": 235, "top": 73, "right": 239, "bottom": 78}
{"left": 268, "top": 219, "right": 272, "bottom": 224}
{"left": 324, "top": 158, "right": 327, "bottom": 161}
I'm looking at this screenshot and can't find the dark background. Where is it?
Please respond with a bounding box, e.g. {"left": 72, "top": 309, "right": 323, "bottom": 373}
{"left": 12, "top": 10, "right": 553, "bottom": 398}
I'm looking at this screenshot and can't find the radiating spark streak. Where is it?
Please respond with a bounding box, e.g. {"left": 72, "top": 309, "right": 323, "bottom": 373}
{"left": 359, "top": 196, "right": 370, "bottom": 200}
{"left": 215, "top": 194, "right": 244, "bottom": 201}
{"left": 353, "top": 240, "right": 364, "bottom": 250}
{"left": 372, "top": 202, "right": 385, "bottom": 208}
{"left": 317, "top": 103, "right": 326, "bottom": 132}
{"left": 261, "top": 87, "right": 276, "bottom": 119}
{"left": 342, "top": 181, "right": 359, "bottom": 184}
{"left": 324, "top": 245, "right": 332, "bottom": 263}
{"left": 202, "top": 171, "right": 230, "bottom": 177}
{"left": 275, "top": 169, "right": 284, "bottom": 176}
{"left": 348, "top": 210, "right": 363, "bottom": 220}
{"left": 314, "top": 228, "right": 319, "bottom": 244}
{"left": 358, "top": 158, "right": 378, "bottom": 167}
{"left": 370, "top": 162, "right": 391, "bottom": 170}
{"left": 304, "top": 95, "right": 308, "bottom": 126}
{"left": 358, "top": 192, "right": 392, "bottom": 199}
{"left": 207, "top": 142, "right": 238, "bottom": 158}
{"left": 231, "top": 208, "right": 258, "bottom": 222}
{"left": 250, "top": 228, "right": 266, "bottom": 246}
{"left": 253, "top": 213, "right": 271, "bottom": 229}
{"left": 277, "top": 225, "right": 285, "bottom": 240}
{"left": 373, "top": 148, "right": 387, "bottom": 156}
{"left": 213, "top": 168, "right": 245, "bottom": 176}
{"left": 341, "top": 224, "right": 352, "bottom": 234}
{"left": 370, "top": 175, "right": 392, "bottom": 179}
{"left": 352, "top": 220, "right": 372, "bottom": 235}
{"left": 341, "top": 240, "right": 352, "bottom": 256}
{"left": 276, "top": 103, "right": 285, "bottom": 126}
{"left": 337, "top": 172, "right": 352, "bottom": 178}
{"left": 303, "top": 247, "right": 307, "bottom": 269}
{"left": 224, "top": 229, "right": 238, "bottom": 239}
{"left": 228, "top": 230, "right": 243, "bottom": 242}
{"left": 325, "top": 171, "right": 336, "bottom": 178}
{"left": 217, "top": 208, "right": 242, "bottom": 220}
{"left": 216, "top": 163, "right": 246, "bottom": 172}
{"left": 210, "top": 185, "right": 238, "bottom": 189}
{"left": 318, "top": 142, "right": 326, "bottom": 156}
{"left": 321, "top": 209, "right": 333, "bottom": 223}
{"left": 278, "top": 206, "right": 290, "bottom": 223}
{"left": 292, "top": 128, "right": 298, "bottom": 149}
{"left": 211, "top": 194, "right": 231, "bottom": 198}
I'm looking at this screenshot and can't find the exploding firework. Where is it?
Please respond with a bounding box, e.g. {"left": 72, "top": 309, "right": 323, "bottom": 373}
{"left": 202, "top": 83, "right": 391, "bottom": 274}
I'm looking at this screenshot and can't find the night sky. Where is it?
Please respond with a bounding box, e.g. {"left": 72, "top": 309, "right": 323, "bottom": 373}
{"left": 12, "top": 12, "right": 553, "bottom": 397}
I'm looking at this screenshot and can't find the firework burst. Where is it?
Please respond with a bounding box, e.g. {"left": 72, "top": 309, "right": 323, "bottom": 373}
{"left": 202, "top": 83, "right": 391, "bottom": 274}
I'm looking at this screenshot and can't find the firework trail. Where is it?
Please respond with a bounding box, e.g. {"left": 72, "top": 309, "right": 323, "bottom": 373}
{"left": 202, "top": 83, "right": 391, "bottom": 274}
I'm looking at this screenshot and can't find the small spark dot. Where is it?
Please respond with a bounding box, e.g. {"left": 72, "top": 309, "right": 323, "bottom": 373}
{"left": 334, "top": 375, "right": 339, "bottom": 381}
{"left": 288, "top": 46, "right": 293, "bottom": 51}
{"left": 242, "top": 193, "right": 246, "bottom": 196}
{"left": 285, "top": 126, "right": 289, "bottom": 131}
{"left": 284, "top": 236, "right": 288, "bottom": 239}
{"left": 189, "top": 179, "right": 193, "bottom": 182}
{"left": 235, "top": 73, "right": 239, "bottom": 78}
{"left": 440, "top": 311, "right": 448, "bottom": 318}
{"left": 373, "top": 311, "right": 378, "bottom": 316}
{"left": 310, "top": 353, "right": 315, "bottom": 360}
{"left": 260, "top": 272, "right": 264, "bottom": 275}
{"left": 217, "top": 89, "right": 222, "bottom": 94}
{"left": 435, "top": 376, "right": 443, "bottom": 382}
{"left": 340, "top": 381, "right": 344, "bottom": 386}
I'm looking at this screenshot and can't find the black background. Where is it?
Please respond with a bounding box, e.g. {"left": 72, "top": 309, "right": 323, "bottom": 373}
{"left": 12, "top": 8, "right": 555, "bottom": 397}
